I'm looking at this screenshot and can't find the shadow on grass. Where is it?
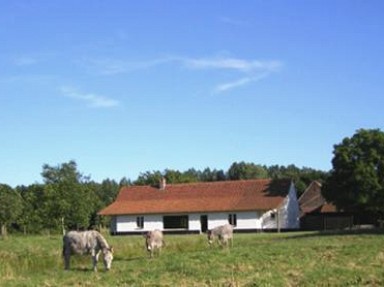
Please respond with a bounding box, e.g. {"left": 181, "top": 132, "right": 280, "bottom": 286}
{"left": 114, "top": 256, "right": 145, "bottom": 262}
{"left": 282, "top": 228, "right": 384, "bottom": 240}
{"left": 67, "top": 267, "right": 93, "bottom": 272}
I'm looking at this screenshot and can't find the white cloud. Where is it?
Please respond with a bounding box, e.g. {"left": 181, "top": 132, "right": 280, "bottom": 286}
{"left": 181, "top": 56, "right": 282, "bottom": 93}
{"left": 60, "top": 86, "right": 119, "bottom": 108}
{"left": 82, "top": 57, "right": 174, "bottom": 75}
{"left": 214, "top": 72, "right": 271, "bottom": 93}
{"left": 215, "top": 77, "right": 253, "bottom": 93}
{"left": 80, "top": 55, "right": 283, "bottom": 93}
{"left": 183, "top": 57, "right": 282, "bottom": 73}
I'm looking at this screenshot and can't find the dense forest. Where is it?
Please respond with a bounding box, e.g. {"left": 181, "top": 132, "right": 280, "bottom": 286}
{"left": 0, "top": 160, "right": 328, "bottom": 236}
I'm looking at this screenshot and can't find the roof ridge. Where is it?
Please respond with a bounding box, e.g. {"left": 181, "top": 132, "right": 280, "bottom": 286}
{"left": 129, "top": 178, "right": 274, "bottom": 189}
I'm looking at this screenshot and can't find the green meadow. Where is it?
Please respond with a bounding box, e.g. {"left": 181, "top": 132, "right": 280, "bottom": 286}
{"left": 1, "top": 230, "right": 384, "bottom": 286}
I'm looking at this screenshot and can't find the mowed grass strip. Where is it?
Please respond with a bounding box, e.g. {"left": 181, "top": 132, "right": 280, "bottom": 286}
{"left": 1, "top": 230, "right": 384, "bottom": 286}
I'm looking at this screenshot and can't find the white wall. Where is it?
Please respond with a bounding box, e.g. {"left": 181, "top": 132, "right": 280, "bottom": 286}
{"left": 206, "top": 211, "right": 262, "bottom": 230}
{"left": 284, "top": 182, "right": 300, "bottom": 229}
{"left": 114, "top": 209, "right": 282, "bottom": 233}
{"left": 116, "top": 214, "right": 163, "bottom": 232}
{"left": 188, "top": 213, "right": 201, "bottom": 231}
{"left": 236, "top": 211, "right": 262, "bottom": 229}
{"left": 261, "top": 182, "right": 300, "bottom": 230}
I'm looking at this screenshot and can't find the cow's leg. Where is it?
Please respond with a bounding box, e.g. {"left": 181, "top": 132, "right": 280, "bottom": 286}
{"left": 92, "top": 250, "right": 100, "bottom": 272}
{"left": 218, "top": 235, "right": 224, "bottom": 247}
{"left": 63, "top": 247, "right": 71, "bottom": 270}
{"left": 64, "top": 253, "right": 70, "bottom": 270}
{"left": 147, "top": 244, "right": 154, "bottom": 258}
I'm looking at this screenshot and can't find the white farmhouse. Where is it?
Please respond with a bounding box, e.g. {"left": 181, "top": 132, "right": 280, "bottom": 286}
{"left": 98, "top": 178, "right": 300, "bottom": 234}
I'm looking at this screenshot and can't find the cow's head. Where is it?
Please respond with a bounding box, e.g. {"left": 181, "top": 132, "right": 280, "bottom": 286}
{"left": 102, "top": 247, "right": 114, "bottom": 271}
{"left": 144, "top": 231, "right": 153, "bottom": 251}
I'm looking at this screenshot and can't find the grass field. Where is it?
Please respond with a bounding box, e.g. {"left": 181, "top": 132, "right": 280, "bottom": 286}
{"left": 1, "top": 230, "right": 384, "bottom": 286}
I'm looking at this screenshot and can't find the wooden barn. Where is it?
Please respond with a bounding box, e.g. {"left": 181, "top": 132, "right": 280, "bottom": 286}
{"left": 298, "top": 181, "right": 354, "bottom": 230}
{"left": 98, "top": 178, "right": 300, "bottom": 235}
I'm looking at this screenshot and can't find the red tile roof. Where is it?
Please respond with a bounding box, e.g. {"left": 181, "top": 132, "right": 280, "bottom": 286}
{"left": 99, "top": 179, "right": 291, "bottom": 216}
{"left": 298, "top": 181, "right": 337, "bottom": 216}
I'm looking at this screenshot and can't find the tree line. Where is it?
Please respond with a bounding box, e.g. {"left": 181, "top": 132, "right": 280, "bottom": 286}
{"left": 1, "top": 128, "right": 383, "bottom": 236}
{"left": 0, "top": 161, "right": 327, "bottom": 236}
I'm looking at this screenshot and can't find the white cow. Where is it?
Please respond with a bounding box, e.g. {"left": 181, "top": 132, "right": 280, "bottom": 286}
{"left": 63, "top": 230, "right": 114, "bottom": 271}
{"left": 207, "top": 224, "right": 234, "bottom": 248}
{"left": 144, "top": 230, "right": 164, "bottom": 258}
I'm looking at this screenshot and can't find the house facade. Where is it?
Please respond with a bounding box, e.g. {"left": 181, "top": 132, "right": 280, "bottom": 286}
{"left": 99, "top": 179, "right": 300, "bottom": 235}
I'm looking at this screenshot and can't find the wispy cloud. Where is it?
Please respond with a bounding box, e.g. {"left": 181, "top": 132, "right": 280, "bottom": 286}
{"left": 13, "top": 56, "right": 38, "bottom": 66}
{"left": 215, "top": 77, "right": 253, "bottom": 93}
{"left": 12, "top": 52, "right": 56, "bottom": 66}
{"left": 60, "top": 86, "right": 120, "bottom": 108}
{"left": 182, "top": 57, "right": 282, "bottom": 93}
{"left": 80, "top": 55, "right": 282, "bottom": 93}
{"left": 183, "top": 57, "right": 281, "bottom": 73}
{"left": 214, "top": 72, "right": 272, "bottom": 93}
{"left": 81, "top": 57, "right": 174, "bottom": 75}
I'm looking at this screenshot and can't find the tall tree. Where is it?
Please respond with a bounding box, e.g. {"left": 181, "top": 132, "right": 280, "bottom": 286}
{"left": 16, "top": 184, "right": 46, "bottom": 234}
{"left": 0, "top": 184, "right": 22, "bottom": 236}
{"left": 323, "top": 129, "right": 384, "bottom": 215}
{"left": 41, "top": 161, "right": 94, "bottom": 232}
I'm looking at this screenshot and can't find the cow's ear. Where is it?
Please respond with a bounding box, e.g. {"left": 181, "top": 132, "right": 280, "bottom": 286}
{"left": 110, "top": 246, "right": 114, "bottom": 253}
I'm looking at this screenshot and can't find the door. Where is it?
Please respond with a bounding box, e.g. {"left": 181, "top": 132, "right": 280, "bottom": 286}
{"left": 200, "top": 215, "right": 208, "bottom": 233}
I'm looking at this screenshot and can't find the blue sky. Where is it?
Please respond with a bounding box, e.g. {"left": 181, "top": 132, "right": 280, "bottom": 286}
{"left": 1, "top": 0, "right": 383, "bottom": 187}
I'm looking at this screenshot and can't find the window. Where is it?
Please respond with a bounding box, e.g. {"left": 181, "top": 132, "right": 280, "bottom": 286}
{"left": 228, "top": 213, "right": 237, "bottom": 226}
{"left": 136, "top": 216, "right": 144, "bottom": 229}
{"left": 163, "top": 215, "right": 189, "bottom": 229}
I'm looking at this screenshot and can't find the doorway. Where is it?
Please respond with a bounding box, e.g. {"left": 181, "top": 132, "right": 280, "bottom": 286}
{"left": 200, "top": 215, "right": 208, "bottom": 233}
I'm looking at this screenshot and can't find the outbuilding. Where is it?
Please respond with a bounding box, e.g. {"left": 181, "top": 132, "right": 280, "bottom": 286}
{"left": 98, "top": 178, "right": 300, "bottom": 234}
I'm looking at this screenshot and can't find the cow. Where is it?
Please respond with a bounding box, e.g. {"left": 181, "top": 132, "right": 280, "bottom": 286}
{"left": 207, "top": 223, "right": 234, "bottom": 248}
{"left": 144, "top": 229, "right": 164, "bottom": 258}
{"left": 62, "top": 230, "right": 114, "bottom": 271}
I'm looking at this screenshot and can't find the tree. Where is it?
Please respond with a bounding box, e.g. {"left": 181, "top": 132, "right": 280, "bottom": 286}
{"left": 323, "top": 129, "right": 384, "bottom": 215}
{"left": 91, "top": 179, "right": 120, "bottom": 228}
{"left": 200, "top": 168, "right": 226, "bottom": 182}
{"left": 119, "top": 177, "right": 131, "bottom": 187}
{"left": 0, "top": 184, "right": 23, "bottom": 236}
{"left": 134, "top": 171, "right": 163, "bottom": 186}
{"left": 16, "top": 184, "right": 46, "bottom": 234}
{"left": 41, "top": 161, "right": 95, "bottom": 232}
{"left": 227, "top": 162, "right": 268, "bottom": 180}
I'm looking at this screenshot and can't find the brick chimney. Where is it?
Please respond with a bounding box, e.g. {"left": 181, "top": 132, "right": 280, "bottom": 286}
{"left": 159, "top": 177, "right": 166, "bottom": 190}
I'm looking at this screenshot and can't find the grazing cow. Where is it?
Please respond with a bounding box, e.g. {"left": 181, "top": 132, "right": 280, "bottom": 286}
{"left": 207, "top": 224, "right": 234, "bottom": 248}
{"left": 63, "top": 230, "right": 114, "bottom": 271}
{"left": 144, "top": 230, "right": 164, "bottom": 258}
